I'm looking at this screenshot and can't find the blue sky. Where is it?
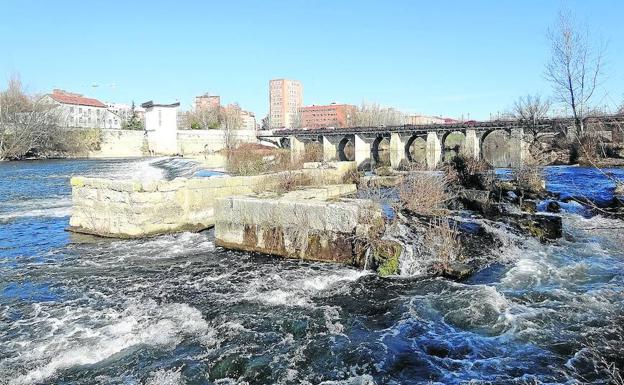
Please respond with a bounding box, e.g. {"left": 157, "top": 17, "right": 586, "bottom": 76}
{"left": 1, "top": 0, "right": 622, "bottom": 120}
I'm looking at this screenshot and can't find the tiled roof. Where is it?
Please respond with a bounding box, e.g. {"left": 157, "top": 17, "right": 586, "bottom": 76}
{"left": 49, "top": 89, "right": 106, "bottom": 108}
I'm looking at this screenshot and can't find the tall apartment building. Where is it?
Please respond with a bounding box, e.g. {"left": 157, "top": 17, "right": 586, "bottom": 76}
{"left": 300, "top": 103, "right": 356, "bottom": 129}
{"left": 269, "top": 79, "right": 303, "bottom": 128}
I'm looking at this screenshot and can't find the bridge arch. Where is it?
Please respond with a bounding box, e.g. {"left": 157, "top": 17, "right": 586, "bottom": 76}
{"left": 338, "top": 136, "right": 355, "bottom": 161}
{"left": 405, "top": 134, "right": 427, "bottom": 165}
{"left": 481, "top": 129, "right": 512, "bottom": 167}
{"left": 279, "top": 137, "right": 290, "bottom": 149}
{"left": 441, "top": 130, "right": 466, "bottom": 161}
{"left": 371, "top": 135, "right": 391, "bottom": 166}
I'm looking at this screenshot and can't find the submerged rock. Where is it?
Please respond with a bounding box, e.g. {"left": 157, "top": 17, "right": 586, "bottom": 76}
{"left": 502, "top": 213, "right": 562, "bottom": 241}
{"left": 443, "top": 261, "right": 473, "bottom": 280}
{"left": 546, "top": 200, "right": 561, "bottom": 213}
{"left": 521, "top": 199, "right": 537, "bottom": 213}
{"left": 383, "top": 212, "right": 501, "bottom": 280}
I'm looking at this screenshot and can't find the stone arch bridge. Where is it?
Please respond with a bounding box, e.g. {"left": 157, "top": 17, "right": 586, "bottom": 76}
{"left": 258, "top": 116, "right": 624, "bottom": 169}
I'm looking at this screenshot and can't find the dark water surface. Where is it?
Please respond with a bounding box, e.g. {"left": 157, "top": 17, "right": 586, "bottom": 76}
{"left": 1, "top": 159, "right": 623, "bottom": 385}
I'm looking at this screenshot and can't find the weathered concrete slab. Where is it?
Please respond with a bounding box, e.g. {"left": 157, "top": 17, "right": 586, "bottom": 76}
{"left": 214, "top": 186, "right": 382, "bottom": 265}
{"left": 68, "top": 162, "right": 357, "bottom": 238}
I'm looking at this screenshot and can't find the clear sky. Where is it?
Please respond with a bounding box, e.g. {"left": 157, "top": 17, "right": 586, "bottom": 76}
{"left": 1, "top": 0, "right": 622, "bottom": 120}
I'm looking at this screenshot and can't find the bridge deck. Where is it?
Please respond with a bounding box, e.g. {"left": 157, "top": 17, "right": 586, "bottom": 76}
{"left": 258, "top": 115, "right": 624, "bottom": 138}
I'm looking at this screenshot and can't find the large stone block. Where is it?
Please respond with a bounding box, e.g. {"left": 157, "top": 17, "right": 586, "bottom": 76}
{"left": 214, "top": 186, "right": 380, "bottom": 266}
{"left": 69, "top": 162, "right": 357, "bottom": 238}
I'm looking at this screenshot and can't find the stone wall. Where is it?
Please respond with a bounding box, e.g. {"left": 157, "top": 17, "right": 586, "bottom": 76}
{"left": 90, "top": 129, "right": 147, "bottom": 158}
{"left": 177, "top": 129, "right": 258, "bottom": 155}
{"left": 89, "top": 129, "right": 259, "bottom": 158}
{"left": 214, "top": 187, "right": 382, "bottom": 265}
{"left": 69, "top": 162, "right": 356, "bottom": 238}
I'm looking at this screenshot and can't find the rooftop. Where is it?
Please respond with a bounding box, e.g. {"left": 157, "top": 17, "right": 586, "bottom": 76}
{"left": 49, "top": 89, "right": 106, "bottom": 108}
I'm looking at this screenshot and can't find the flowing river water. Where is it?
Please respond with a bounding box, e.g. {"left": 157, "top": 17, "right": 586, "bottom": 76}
{"left": 0, "top": 158, "right": 623, "bottom": 385}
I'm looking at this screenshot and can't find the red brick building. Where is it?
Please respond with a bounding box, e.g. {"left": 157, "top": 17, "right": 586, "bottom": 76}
{"left": 195, "top": 94, "right": 221, "bottom": 110}
{"left": 300, "top": 103, "right": 356, "bottom": 129}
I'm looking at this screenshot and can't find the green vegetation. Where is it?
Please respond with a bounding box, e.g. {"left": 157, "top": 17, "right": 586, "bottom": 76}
{"left": 121, "top": 101, "right": 144, "bottom": 130}
{"left": 373, "top": 240, "right": 402, "bottom": 277}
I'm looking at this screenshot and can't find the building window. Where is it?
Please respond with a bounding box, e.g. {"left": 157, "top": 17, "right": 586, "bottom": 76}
{"left": 158, "top": 110, "right": 162, "bottom": 127}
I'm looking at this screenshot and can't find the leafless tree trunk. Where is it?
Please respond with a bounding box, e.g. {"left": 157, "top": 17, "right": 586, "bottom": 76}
{"left": 0, "top": 75, "right": 61, "bottom": 160}
{"left": 545, "top": 9, "right": 604, "bottom": 136}
{"left": 221, "top": 104, "right": 242, "bottom": 150}
{"left": 291, "top": 109, "right": 302, "bottom": 129}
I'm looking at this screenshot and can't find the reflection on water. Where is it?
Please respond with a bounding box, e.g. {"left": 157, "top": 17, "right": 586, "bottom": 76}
{"left": 0, "top": 159, "right": 623, "bottom": 384}
{"left": 482, "top": 130, "right": 513, "bottom": 167}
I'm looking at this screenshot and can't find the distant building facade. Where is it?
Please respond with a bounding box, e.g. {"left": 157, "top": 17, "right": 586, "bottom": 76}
{"left": 106, "top": 103, "right": 145, "bottom": 125}
{"left": 406, "top": 115, "right": 458, "bottom": 125}
{"left": 240, "top": 110, "right": 257, "bottom": 130}
{"left": 195, "top": 94, "right": 221, "bottom": 110}
{"left": 269, "top": 79, "right": 303, "bottom": 128}
{"left": 223, "top": 103, "right": 257, "bottom": 131}
{"left": 300, "top": 103, "right": 356, "bottom": 128}
{"left": 44, "top": 89, "right": 122, "bottom": 129}
{"left": 190, "top": 93, "right": 257, "bottom": 130}
{"left": 142, "top": 100, "right": 180, "bottom": 155}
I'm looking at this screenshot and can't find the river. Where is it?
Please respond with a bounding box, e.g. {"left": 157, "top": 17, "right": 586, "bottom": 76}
{"left": 0, "top": 159, "right": 623, "bottom": 385}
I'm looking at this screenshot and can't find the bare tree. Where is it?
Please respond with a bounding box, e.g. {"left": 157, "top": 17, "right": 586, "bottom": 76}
{"left": 221, "top": 103, "right": 242, "bottom": 130}
{"left": 545, "top": 9, "right": 604, "bottom": 135}
{"left": 352, "top": 102, "right": 406, "bottom": 127}
{"left": 0, "top": 75, "right": 60, "bottom": 160}
{"left": 512, "top": 94, "right": 551, "bottom": 137}
{"left": 261, "top": 115, "right": 270, "bottom": 130}
{"left": 510, "top": 94, "right": 555, "bottom": 162}
{"left": 221, "top": 104, "right": 242, "bottom": 150}
{"left": 187, "top": 106, "right": 220, "bottom": 129}
{"left": 291, "top": 109, "right": 302, "bottom": 129}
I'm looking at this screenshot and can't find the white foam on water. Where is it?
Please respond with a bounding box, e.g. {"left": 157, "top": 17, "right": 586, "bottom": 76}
{"left": 300, "top": 270, "right": 369, "bottom": 291}
{"left": 108, "top": 157, "right": 167, "bottom": 181}
{"left": 434, "top": 283, "right": 515, "bottom": 336}
{"left": 244, "top": 268, "right": 368, "bottom": 308}
{"left": 145, "top": 367, "right": 184, "bottom": 385}
{"left": 0, "top": 197, "right": 72, "bottom": 222}
{"left": 254, "top": 289, "right": 312, "bottom": 307}
{"left": 323, "top": 306, "right": 345, "bottom": 335}
{"left": 318, "top": 375, "right": 377, "bottom": 385}
{"left": 103, "top": 232, "right": 215, "bottom": 262}
{"left": 7, "top": 301, "right": 209, "bottom": 385}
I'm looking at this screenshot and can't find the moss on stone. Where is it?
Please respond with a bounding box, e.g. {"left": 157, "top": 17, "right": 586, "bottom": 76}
{"left": 377, "top": 255, "right": 399, "bottom": 277}
{"left": 372, "top": 240, "right": 402, "bottom": 277}
{"left": 524, "top": 222, "right": 546, "bottom": 240}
